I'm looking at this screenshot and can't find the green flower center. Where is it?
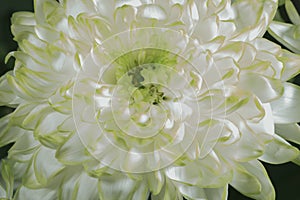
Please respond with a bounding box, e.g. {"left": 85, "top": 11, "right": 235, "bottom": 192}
{"left": 114, "top": 48, "right": 177, "bottom": 79}
{"left": 131, "top": 83, "right": 167, "bottom": 105}
{"left": 112, "top": 48, "right": 177, "bottom": 105}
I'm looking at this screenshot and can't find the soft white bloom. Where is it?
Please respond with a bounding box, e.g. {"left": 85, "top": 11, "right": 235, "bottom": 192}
{"left": 0, "top": 0, "right": 300, "bottom": 199}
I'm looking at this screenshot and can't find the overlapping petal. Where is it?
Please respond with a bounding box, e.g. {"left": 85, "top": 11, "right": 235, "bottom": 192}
{"left": 0, "top": 0, "right": 299, "bottom": 200}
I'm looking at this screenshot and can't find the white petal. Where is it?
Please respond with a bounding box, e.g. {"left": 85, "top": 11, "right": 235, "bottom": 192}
{"left": 279, "top": 50, "right": 300, "bottom": 81}
{"left": 204, "top": 185, "right": 228, "bottom": 200}
{"left": 146, "top": 171, "right": 165, "bottom": 195}
{"left": 176, "top": 184, "right": 207, "bottom": 199}
{"left": 271, "top": 82, "right": 300, "bottom": 123}
{"left": 232, "top": 0, "right": 277, "bottom": 39}
{"left": 56, "top": 133, "right": 91, "bottom": 165}
{"left": 33, "top": 146, "right": 65, "bottom": 185}
{"left": 11, "top": 11, "right": 36, "bottom": 40}
{"left": 34, "top": 111, "right": 69, "bottom": 148}
{"left": 166, "top": 155, "right": 231, "bottom": 188}
{"left": 268, "top": 21, "right": 300, "bottom": 54}
{"left": 0, "top": 160, "right": 14, "bottom": 199}
{"left": 0, "top": 72, "right": 20, "bottom": 107}
{"left": 275, "top": 123, "right": 300, "bottom": 144}
{"left": 0, "top": 114, "right": 26, "bottom": 147}
{"left": 8, "top": 133, "right": 39, "bottom": 162}
{"left": 60, "top": 0, "right": 96, "bottom": 17}
{"left": 239, "top": 73, "right": 283, "bottom": 103}
{"left": 285, "top": 0, "right": 300, "bottom": 25}
{"left": 259, "top": 134, "right": 299, "bottom": 164}
{"left": 230, "top": 160, "right": 275, "bottom": 200}
{"left": 14, "top": 186, "right": 56, "bottom": 200}
{"left": 58, "top": 170, "right": 98, "bottom": 200}
{"left": 98, "top": 174, "right": 149, "bottom": 200}
{"left": 151, "top": 178, "right": 182, "bottom": 200}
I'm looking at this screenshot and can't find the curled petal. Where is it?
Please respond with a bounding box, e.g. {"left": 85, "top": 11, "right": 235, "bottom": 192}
{"left": 259, "top": 134, "right": 299, "bottom": 164}
{"left": 31, "top": 146, "right": 64, "bottom": 186}
{"left": 279, "top": 50, "right": 300, "bottom": 81}
{"left": 239, "top": 73, "right": 284, "bottom": 103}
{"left": 231, "top": 0, "right": 277, "bottom": 40}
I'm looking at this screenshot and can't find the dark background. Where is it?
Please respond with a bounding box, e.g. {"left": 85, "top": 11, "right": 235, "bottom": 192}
{"left": 0, "top": 0, "right": 300, "bottom": 199}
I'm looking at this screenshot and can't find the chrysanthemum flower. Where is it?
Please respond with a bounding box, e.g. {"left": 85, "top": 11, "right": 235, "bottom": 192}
{"left": 0, "top": 0, "right": 300, "bottom": 199}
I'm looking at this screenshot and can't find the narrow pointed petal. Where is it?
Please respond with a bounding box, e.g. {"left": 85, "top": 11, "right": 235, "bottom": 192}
{"left": 285, "top": 0, "right": 300, "bottom": 25}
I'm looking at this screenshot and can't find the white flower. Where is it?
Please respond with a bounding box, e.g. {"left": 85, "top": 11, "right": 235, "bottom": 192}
{"left": 0, "top": 0, "right": 300, "bottom": 199}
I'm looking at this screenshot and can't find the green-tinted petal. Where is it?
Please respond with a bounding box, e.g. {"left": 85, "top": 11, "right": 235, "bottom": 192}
{"left": 176, "top": 184, "right": 228, "bottom": 200}
{"left": 239, "top": 73, "right": 284, "bottom": 103}
{"left": 151, "top": 178, "right": 182, "bottom": 200}
{"left": 8, "top": 133, "right": 39, "bottom": 162}
{"left": 216, "top": 115, "right": 271, "bottom": 162}
{"left": 230, "top": 160, "right": 275, "bottom": 200}
{"left": 232, "top": 0, "right": 277, "bottom": 40}
{"left": 275, "top": 123, "right": 300, "bottom": 144}
{"left": 146, "top": 171, "right": 165, "bottom": 195}
{"left": 259, "top": 134, "right": 299, "bottom": 164}
{"left": 231, "top": 165, "right": 261, "bottom": 195}
{"left": 176, "top": 184, "right": 207, "bottom": 200}
{"left": 166, "top": 154, "right": 232, "bottom": 188}
{"left": 285, "top": 0, "right": 300, "bottom": 25}
{"left": 205, "top": 185, "right": 228, "bottom": 200}
{"left": 33, "top": 146, "right": 64, "bottom": 186}
{"left": 22, "top": 146, "right": 63, "bottom": 188}
{"left": 0, "top": 114, "right": 26, "bottom": 148}
{"left": 60, "top": 0, "right": 96, "bottom": 17}
{"left": 58, "top": 170, "right": 98, "bottom": 200}
{"left": 14, "top": 186, "right": 57, "bottom": 200}
{"left": 55, "top": 134, "right": 91, "bottom": 165}
{"left": 279, "top": 50, "right": 300, "bottom": 81}
{"left": 0, "top": 160, "right": 14, "bottom": 199}
{"left": 0, "top": 72, "right": 20, "bottom": 107}
{"left": 22, "top": 104, "right": 53, "bottom": 130}
{"left": 98, "top": 174, "right": 149, "bottom": 200}
{"left": 11, "top": 11, "right": 36, "bottom": 41}
{"left": 34, "top": 111, "right": 70, "bottom": 148}
{"left": 293, "top": 154, "right": 300, "bottom": 165}
{"left": 271, "top": 82, "right": 300, "bottom": 123}
{"left": 0, "top": 185, "right": 6, "bottom": 199}
{"left": 268, "top": 21, "right": 300, "bottom": 53}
